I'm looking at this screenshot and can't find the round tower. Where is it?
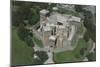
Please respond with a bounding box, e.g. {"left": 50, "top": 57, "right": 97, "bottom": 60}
{"left": 40, "top": 9, "right": 49, "bottom": 22}
{"left": 39, "top": 9, "right": 49, "bottom": 32}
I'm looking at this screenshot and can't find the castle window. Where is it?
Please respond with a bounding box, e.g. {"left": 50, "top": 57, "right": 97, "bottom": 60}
{"left": 57, "top": 22, "right": 63, "bottom": 25}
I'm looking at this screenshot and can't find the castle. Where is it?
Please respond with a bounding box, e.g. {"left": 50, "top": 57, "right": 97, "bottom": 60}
{"left": 36, "top": 7, "right": 82, "bottom": 51}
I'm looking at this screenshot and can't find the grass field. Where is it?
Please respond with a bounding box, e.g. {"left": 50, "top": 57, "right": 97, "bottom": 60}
{"left": 12, "top": 28, "right": 34, "bottom": 65}
{"left": 53, "top": 38, "right": 88, "bottom": 63}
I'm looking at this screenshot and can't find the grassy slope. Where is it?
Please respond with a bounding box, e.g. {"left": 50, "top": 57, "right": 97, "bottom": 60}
{"left": 33, "top": 35, "right": 43, "bottom": 48}
{"left": 26, "top": 25, "right": 43, "bottom": 48}
{"left": 12, "top": 28, "right": 33, "bottom": 65}
{"left": 54, "top": 38, "right": 88, "bottom": 63}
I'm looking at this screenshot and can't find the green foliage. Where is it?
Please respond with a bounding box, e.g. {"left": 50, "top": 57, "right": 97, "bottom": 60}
{"left": 75, "top": 5, "right": 84, "bottom": 12}
{"left": 74, "top": 5, "right": 96, "bottom": 42}
{"left": 84, "top": 10, "right": 93, "bottom": 19}
{"left": 33, "top": 51, "right": 48, "bottom": 64}
{"left": 12, "top": 1, "right": 40, "bottom": 26}
{"left": 12, "top": 1, "right": 57, "bottom": 27}
{"left": 84, "top": 31, "right": 90, "bottom": 42}
{"left": 25, "top": 36, "right": 34, "bottom": 47}
{"left": 17, "top": 24, "right": 30, "bottom": 40}
{"left": 86, "top": 52, "right": 96, "bottom": 61}
{"left": 58, "top": 7, "right": 79, "bottom": 17}
{"left": 29, "top": 13, "right": 40, "bottom": 25}
{"left": 12, "top": 10, "right": 24, "bottom": 26}
{"left": 47, "top": 3, "right": 57, "bottom": 12}
{"left": 17, "top": 24, "right": 34, "bottom": 47}
{"left": 33, "top": 58, "right": 43, "bottom": 65}
{"left": 80, "top": 48, "right": 87, "bottom": 56}
{"left": 35, "top": 51, "right": 48, "bottom": 62}
{"left": 83, "top": 11, "right": 96, "bottom": 42}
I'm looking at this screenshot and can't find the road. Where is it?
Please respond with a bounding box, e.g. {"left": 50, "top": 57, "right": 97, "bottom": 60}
{"left": 44, "top": 49, "right": 54, "bottom": 64}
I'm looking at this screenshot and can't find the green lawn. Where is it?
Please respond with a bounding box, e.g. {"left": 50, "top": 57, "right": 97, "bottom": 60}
{"left": 54, "top": 38, "right": 88, "bottom": 63}
{"left": 12, "top": 28, "right": 34, "bottom": 65}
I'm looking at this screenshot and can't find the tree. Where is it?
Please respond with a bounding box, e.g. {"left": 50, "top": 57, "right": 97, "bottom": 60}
{"left": 87, "top": 52, "right": 96, "bottom": 61}
{"left": 12, "top": 1, "right": 39, "bottom": 26}
{"left": 75, "top": 5, "right": 84, "bottom": 12}
{"left": 17, "top": 24, "right": 30, "bottom": 41}
{"left": 84, "top": 10, "right": 93, "bottom": 19}
{"left": 84, "top": 31, "right": 90, "bottom": 42}
{"left": 33, "top": 51, "right": 48, "bottom": 64}
{"left": 25, "top": 36, "right": 34, "bottom": 47}
{"left": 47, "top": 3, "right": 56, "bottom": 12}
{"left": 17, "top": 24, "right": 34, "bottom": 45}
{"left": 17, "top": 24, "right": 34, "bottom": 47}
{"left": 83, "top": 10, "right": 96, "bottom": 42}
{"left": 80, "top": 48, "right": 87, "bottom": 56}
{"left": 29, "top": 12, "right": 40, "bottom": 25}
{"left": 33, "top": 58, "right": 43, "bottom": 65}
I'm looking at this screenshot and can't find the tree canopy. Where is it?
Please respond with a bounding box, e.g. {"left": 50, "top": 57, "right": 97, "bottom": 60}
{"left": 33, "top": 51, "right": 48, "bottom": 64}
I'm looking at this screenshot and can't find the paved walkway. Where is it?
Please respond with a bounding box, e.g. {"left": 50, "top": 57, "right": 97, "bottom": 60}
{"left": 44, "top": 49, "right": 54, "bottom": 64}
